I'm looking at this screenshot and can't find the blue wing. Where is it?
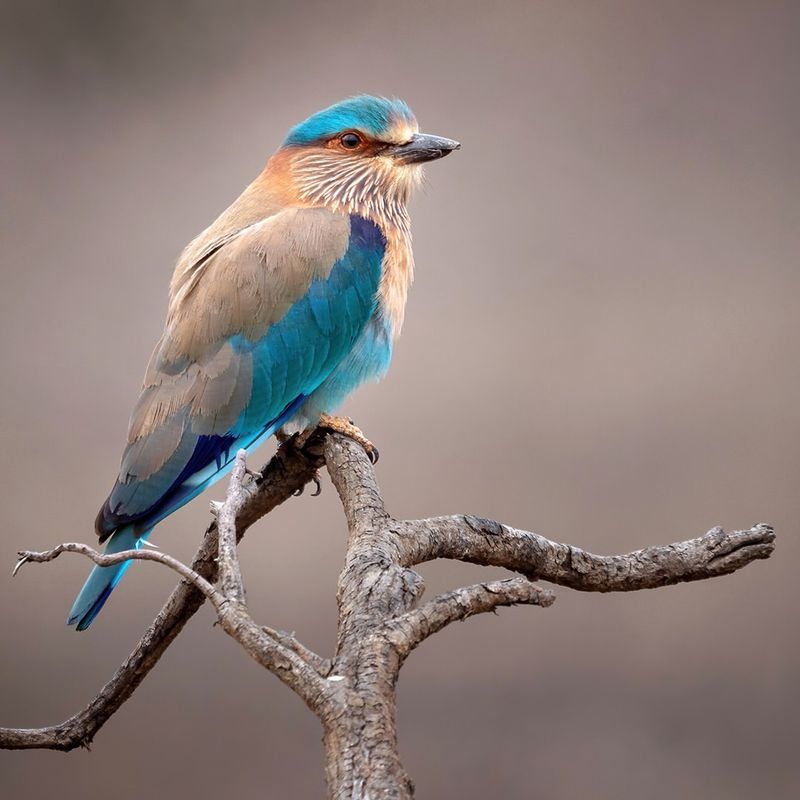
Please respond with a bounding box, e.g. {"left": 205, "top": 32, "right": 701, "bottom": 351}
{"left": 97, "top": 212, "right": 386, "bottom": 538}
{"left": 70, "top": 210, "right": 386, "bottom": 630}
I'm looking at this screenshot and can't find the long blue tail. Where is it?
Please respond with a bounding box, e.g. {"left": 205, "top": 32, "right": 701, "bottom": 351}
{"left": 67, "top": 525, "right": 148, "bottom": 631}
{"left": 67, "top": 409, "right": 298, "bottom": 631}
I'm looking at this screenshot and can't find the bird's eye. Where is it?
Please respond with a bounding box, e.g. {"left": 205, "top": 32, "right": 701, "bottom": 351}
{"left": 339, "top": 132, "right": 362, "bottom": 149}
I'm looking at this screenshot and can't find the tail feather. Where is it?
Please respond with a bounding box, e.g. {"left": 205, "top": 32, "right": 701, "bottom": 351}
{"left": 67, "top": 526, "right": 147, "bottom": 631}
{"left": 69, "top": 407, "right": 301, "bottom": 631}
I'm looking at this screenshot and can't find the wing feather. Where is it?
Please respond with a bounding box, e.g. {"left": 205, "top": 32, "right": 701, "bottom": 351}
{"left": 96, "top": 209, "right": 384, "bottom": 539}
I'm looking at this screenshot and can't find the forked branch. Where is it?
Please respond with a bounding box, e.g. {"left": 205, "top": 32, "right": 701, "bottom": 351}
{"left": 0, "top": 431, "right": 776, "bottom": 800}
{"left": 0, "top": 433, "right": 326, "bottom": 751}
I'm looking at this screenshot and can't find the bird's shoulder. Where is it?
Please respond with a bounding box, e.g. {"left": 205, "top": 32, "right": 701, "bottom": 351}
{"left": 105, "top": 206, "right": 386, "bottom": 521}
{"left": 163, "top": 204, "right": 384, "bottom": 366}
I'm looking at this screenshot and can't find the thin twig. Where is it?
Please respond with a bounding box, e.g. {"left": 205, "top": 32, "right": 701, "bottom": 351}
{"left": 217, "top": 449, "right": 250, "bottom": 605}
{"left": 12, "top": 507, "right": 337, "bottom": 720}
{"left": 14, "top": 543, "right": 221, "bottom": 606}
{"left": 385, "top": 578, "right": 556, "bottom": 658}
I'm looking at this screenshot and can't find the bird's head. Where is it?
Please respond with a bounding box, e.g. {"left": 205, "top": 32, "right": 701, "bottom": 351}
{"left": 273, "top": 96, "right": 460, "bottom": 223}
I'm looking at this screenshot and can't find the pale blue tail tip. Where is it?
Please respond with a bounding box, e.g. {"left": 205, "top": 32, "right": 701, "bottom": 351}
{"left": 67, "top": 527, "right": 142, "bottom": 631}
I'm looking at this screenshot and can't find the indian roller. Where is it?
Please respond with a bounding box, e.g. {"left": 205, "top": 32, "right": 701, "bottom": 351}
{"left": 68, "top": 95, "right": 460, "bottom": 630}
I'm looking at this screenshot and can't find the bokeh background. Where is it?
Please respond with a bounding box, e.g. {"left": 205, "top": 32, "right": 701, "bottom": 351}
{"left": 1, "top": 1, "right": 798, "bottom": 797}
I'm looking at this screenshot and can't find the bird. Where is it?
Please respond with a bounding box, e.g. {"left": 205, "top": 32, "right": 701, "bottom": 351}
{"left": 68, "top": 95, "right": 460, "bottom": 630}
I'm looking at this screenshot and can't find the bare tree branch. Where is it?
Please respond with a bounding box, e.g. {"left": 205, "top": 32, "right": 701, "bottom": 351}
{"left": 207, "top": 448, "right": 337, "bottom": 714}
{"left": 216, "top": 449, "right": 250, "bottom": 605}
{"left": 12, "top": 446, "right": 336, "bottom": 730}
{"left": 385, "top": 578, "right": 556, "bottom": 659}
{"left": 13, "top": 543, "right": 221, "bottom": 605}
{"left": 324, "top": 426, "right": 388, "bottom": 533}
{"left": 320, "top": 435, "right": 423, "bottom": 798}
{"left": 0, "top": 435, "right": 325, "bottom": 751}
{"left": 399, "top": 515, "right": 776, "bottom": 590}
{"left": 315, "top": 436, "right": 778, "bottom": 800}
{"left": 0, "top": 429, "right": 777, "bottom": 800}
{"left": 12, "top": 530, "right": 337, "bottom": 715}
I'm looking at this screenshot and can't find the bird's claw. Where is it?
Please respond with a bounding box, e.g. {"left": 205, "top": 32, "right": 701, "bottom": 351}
{"left": 317, "top": 413, "right": 380, "bottom": 465}
{"left": 244, "top": 467, "right": 262, "bottom": 483}
{"left": 294, "top": 471, "right": 322, "bottom": 497}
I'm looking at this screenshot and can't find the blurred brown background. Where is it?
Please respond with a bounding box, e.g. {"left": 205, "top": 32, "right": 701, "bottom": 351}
{"left": 1, "top": 1, "right": 798, "bottom": 797}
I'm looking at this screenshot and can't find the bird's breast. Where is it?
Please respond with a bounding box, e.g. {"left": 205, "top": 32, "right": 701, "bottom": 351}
{"left": 375, "top": 217, "right": 414, "bottom": 339}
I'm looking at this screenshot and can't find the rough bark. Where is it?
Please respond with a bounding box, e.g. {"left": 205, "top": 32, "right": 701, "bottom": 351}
{"left": 0, "top": 431, "right": 776, "bottom": 800}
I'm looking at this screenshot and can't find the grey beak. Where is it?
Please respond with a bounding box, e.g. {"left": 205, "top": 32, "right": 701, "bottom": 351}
{"left": 388, "top": 133, "right": 461, "bottom": 164}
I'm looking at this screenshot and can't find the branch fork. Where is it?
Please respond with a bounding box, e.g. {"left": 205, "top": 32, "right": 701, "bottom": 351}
{"left": 1, "top": 430, "right": 776, "bottom": 799}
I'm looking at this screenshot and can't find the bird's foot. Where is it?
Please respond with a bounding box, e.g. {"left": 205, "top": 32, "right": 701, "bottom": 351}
{"left": 316, "top": 413, "right": 380, "bottom": 464}
{"left": 294, "top": 470, "right": 322, "bottom": 497}
{"left": 244, "top": 466, "right": 262, "bottom": 482}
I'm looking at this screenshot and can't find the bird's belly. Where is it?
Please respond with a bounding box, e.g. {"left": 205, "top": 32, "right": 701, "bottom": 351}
{"left": 287, "top": 313, "right": 393, "bottom": 431}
